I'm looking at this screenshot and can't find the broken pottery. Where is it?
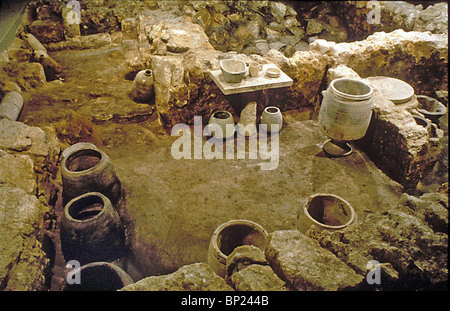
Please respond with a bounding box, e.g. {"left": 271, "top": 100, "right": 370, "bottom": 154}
{"left": 208, "top": 219, "right": 269, "bottom": 278}
{"left": 416, "top": 95, "right": 447, "bottom": 123}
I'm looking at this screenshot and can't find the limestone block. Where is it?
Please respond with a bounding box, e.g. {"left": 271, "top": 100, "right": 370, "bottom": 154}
{"left": 120, "top": 263, "right": 233, "bottom": 291}
{"left": 0, "top": 150, "right": 37, "bottom": 195}
{"left": 266, "top": 230, "right": 364, "bottom": 291}
{"left": 0, "top": 185, "right": 49, "bottom": 290}
{"left": 306, "top": 202, "right": 448, "bottom": 289}
{"left": 229, "top": 265, "right": 287, "bottom": 291}
{"left": 0, "top": 119, "right": 60, "bottom": 173}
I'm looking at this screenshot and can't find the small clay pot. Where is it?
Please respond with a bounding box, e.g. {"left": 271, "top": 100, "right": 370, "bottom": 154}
{"left": 416, "top": 95, "right": 447, "bottom": 123}
{"left": 60, "top": 192, "right": 126, "bottom": 264}
{"left": 61, "top": 143, "right": 122, "bottom": 205}
{"left": 62, "top": 261, "right": 133, "bottom": 291}
{"left": 297, "top": 193, "right": 355, "bottom": 233}
{"left": 260, "top": 106, "right": 283, "bottom": 133}
{"left": 130, "top": 69, "right": 154, "bottom": 102}
{"left": 208, "top": 110, "right": 235, "bottom": 139}
{"left": 208, "top": 219, "right": 268, "bottom": 278}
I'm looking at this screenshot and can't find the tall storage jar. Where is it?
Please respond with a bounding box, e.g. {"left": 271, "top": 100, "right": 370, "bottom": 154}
{"left": 318, "top": 78, "right": 374, "bottom": 141}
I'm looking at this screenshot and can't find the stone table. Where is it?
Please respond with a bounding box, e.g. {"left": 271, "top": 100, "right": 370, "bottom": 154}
{"left": 209, "top": 63, "right": 293, "bottom": 136}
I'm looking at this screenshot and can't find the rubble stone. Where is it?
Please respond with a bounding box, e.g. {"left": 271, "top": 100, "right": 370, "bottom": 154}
{"left": 120, "top": 263, "right": 233, "bottom": 291}
{"left": 0, "top": 185, "right": 49, "bottom": 291}
{"left": 266, "top": 230, "right": 364, "bottom": 291}
{"left": 229, "top": 265, "right": 287, "bottom": 291}
{"left": 0, "top": 150, "right": 37, "bottom": 195}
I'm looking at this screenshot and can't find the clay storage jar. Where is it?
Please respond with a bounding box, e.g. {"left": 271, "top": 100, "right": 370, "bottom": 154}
{"left": 61, "top": 143, "right": 121, "bottom": 206}
{"left": 297, "top": 193, "right": 355, "bottom": 233}
{"left": 260, "top": 106, "right": 283, "bottom": 133}
{"left": 130, "top": 69, "right": 154, "bottom": 102}
{"left": 208, "top": 219, "right": 269, "bottom": 278}
{"left": 318, "top": 78, "right": 374, "bottom": 141}
{"left": 208, "top": 110, "right": 235, "bottom": 139}
{"left": 62, "top": 262, "right": 133, "bottom": 291}
{"left": 60, "top": 192, "right": 126, "bottom": 264}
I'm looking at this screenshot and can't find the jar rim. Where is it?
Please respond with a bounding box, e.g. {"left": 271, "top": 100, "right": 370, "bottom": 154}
{"left": 329, "top": 78, "right": 373, "bottom": 101}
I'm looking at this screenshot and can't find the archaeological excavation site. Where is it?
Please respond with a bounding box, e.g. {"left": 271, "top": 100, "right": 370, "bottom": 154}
{"left": 0, "top": 0, "right": 448, "bottom": 293}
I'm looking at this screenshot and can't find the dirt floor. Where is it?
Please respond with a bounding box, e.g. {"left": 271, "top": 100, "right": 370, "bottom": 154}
{"left": 20, "top": 45, "right": 407, "bottom": 286}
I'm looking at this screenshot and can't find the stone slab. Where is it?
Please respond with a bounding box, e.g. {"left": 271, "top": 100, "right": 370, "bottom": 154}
{"left": 209, "top": 63, "right": 293, "bottom": 95}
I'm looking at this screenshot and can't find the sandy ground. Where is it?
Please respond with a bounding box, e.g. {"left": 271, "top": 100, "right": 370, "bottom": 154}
{"left": 20, "top": 45, "right": 406, "bottom": 284}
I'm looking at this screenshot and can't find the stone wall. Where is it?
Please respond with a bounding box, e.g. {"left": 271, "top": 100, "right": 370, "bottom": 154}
{"left": 0, "top": 119, "right": 61, "bottom": 290}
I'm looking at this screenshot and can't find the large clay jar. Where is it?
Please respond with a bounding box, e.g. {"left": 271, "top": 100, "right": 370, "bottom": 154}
{"left": 62, "top": 261, "right": 133, "bottom": 291}
{"left": 208, "top": 219, "right": 269, "bottom": 278}
{"left": 318, "top": 78, "right": 374, "bottom": 141}
{"left": 130, "top": 69, "right": 154, "bottom": 102}
{"left": 61, "top": 143, "right": 121, "bottom": 206}
{"left": 297, "top": 193, "right": 355, "bottom": 233}
{"left": 60, "top": 192, "right": 126, "bottom": 264}
{"left": 260, "top": 106, "right": 283, "bottom": 133}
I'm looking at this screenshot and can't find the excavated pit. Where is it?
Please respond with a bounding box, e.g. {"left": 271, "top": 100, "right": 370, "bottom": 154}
{"left": 0, "top": 0, "right": 448, "bottom": 291}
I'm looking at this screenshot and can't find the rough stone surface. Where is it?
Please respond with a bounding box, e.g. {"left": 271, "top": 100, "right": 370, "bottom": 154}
{"left": 0, "top": 119, "right": 60, "bottom": 173}
{"left": 0, "top": 185, "right": 49, "bottom": 291}
{"left": 225, "top": 245, "right": 268, "bottom": 277}
{"left": 120, "top": 263, "right": 233, "bottom": 291}
{"left": 229, "top": 264, "right": 287, "bottom": 291}
{"left": 0, "top": 150, "right": 37, "bottom": 195}
{"left": 266, "top": 230, "right": 364, "bottom": 291}
{"left": 306, "top": 193, "right": 448, "bottom": 289}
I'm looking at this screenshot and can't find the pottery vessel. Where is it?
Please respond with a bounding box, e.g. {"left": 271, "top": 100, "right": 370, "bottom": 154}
{"left": 208, "top": 110, "right": 235, "bottom": 139}
{"left": 60, "top": 192, "right": 126, "bottom": 264}
{"left": 416, "top": 95, "right": 447, "bottom": 123}
{"left": 62, "top": 261, "right": 133, "bottom": 291}
{"left": 319, "top": 78, "right": 374, "bottom": 141}
{"left": 130, "top": 69, "right": 154, "bottom": 102}
{"left": 0, "top": 92, "right": 23, "bottom": 121}
{"left": 61, "top": 143, "right": 122, "bottom": 205}
{"left": 220, "top": 59, "right": 246, "bottom": 83}
{"left": 297, "top": 193, "right": 355, "bottom": 233}
{"left": 208, "top": 219, "right": 268, "bottom": 278}
{"left": 260, "top": 106, "right": 283, "bottom": 133}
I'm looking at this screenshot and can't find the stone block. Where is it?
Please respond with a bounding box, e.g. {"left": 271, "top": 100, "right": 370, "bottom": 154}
{"left": 229, "top": 264, "right": 287, "bottom": 291}
{"left": 0, "top": 150, "right": 37, "bottom": 195}
{"left": 120, "top": 263, "right": 233, "bottom": 291}
{"left": 0, "top": 185, "right": 49, "bottom": 290}
{"left": 265, "top": 230, "right": 364, "bottom": 290}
